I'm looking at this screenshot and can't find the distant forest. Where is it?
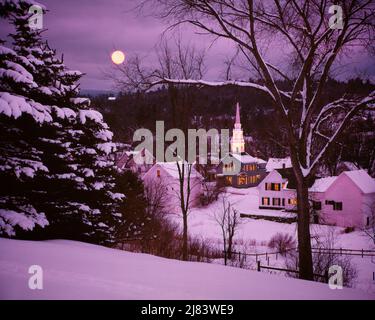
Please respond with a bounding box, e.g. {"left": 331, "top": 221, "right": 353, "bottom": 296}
{"left": 90, "top": 78, "right": 375, "bottom": 175}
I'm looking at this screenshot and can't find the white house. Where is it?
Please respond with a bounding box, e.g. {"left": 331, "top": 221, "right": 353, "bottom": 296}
{"left": 258, "top": 168, "right": 299, "bottom": 211}
{"left": 142, "top": 162, "right": 204, "bottom": 213}
{"left": 309, "top": 170, "right": 375, "bottom": 228}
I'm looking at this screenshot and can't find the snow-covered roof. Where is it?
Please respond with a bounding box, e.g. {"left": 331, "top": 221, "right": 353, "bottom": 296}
{"left": 157, "top": 162, "right": 203, "bottom": 180}
{"left": 266, "top": 157, "right": 292, "bottom": 172}
{"left": 309, "top": 176, "right": 337, "bottom": 193}
{"left": 230, "top": 152, "right": 266, "bottom": 164}
{"left": 343, "top": 170, "right": 375, "bottom": 194}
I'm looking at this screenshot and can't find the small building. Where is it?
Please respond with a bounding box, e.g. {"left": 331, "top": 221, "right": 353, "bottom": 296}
{"left": 142, "top": 162, "right": 204, "bottom": 211}
{"left": 266, "top": 157, "right": 292, "bottom": 172}
{"left": 309, "top": 170, "right": 375, "bottom": 228}
{"left": 258, "top": 168, "right": 301, "bottom": 211}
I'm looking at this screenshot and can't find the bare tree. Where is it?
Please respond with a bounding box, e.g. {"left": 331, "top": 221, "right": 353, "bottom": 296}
{"left": 144, "top": 178, "right": 170, "bottom": 219}
{"left": 176, "top": 161, "right": 194, "bottom": 260}
{"left": 214, "top": 195, "right": 241, "bottom": 265}
{"left": 114, "top": 37, "right": 206, "bottom": 261}
{"left": 196, "top": 161, "right": 225, "bottom": 205}
{"left": 131, "top": 0, "right": 375, "bottom": 280}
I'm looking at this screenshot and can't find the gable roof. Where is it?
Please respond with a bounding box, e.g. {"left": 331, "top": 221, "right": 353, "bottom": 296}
{"left": 266, "top": 157, "right": 292, "bottom": 172}
{"left": 309, "top": 176, "right": 337, "bottom": 193}
{"left": 342, "top": 170, "right": 375, "bottom": 194}
{"left": 227, "top": 152, "right": 266, "bottom": 165}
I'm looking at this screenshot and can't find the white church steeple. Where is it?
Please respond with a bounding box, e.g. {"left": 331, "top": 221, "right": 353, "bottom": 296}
{"left": 231, "top": 102, "right": 245, "bottom": 153}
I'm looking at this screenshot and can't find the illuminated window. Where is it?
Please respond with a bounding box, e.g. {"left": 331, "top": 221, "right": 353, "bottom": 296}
{"left": 272, "top": 198, "right": 281, "bottom": 206}
{"left": 288, "top": 198, "right": 297, "bottom": 205}
{"left": 274, "top": 183, "right": 280, "bottom": 191}
{"left": 265, "top": 183, "right": 272, "bottom": 190}
{"left": 262, "top": 197, "right": 270, "bottom": 205}
{"left": 238, "top": 174, "right": 247, "bottom": 185}
{"left": 226, "top": 176, "right": 233, "bottom": 184}
{"left": 248, "top": 175, "right": 258, "bottom": 184}
{"left": 156, "top": 169, "right": 160, "bottom": 177}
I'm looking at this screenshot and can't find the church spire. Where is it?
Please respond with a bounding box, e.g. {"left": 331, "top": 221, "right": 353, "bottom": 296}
{"left": 231, "top": 102, "right": 245, "bottom": 153}
{"left": 235, "top": 102, "right": 240, "bottom": 124}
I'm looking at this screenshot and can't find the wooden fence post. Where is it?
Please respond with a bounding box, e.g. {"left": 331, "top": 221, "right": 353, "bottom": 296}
{"left": 361, "top": 249, "right": 363, "bottom": 258}
{"left": 325, "top": 270, "right": 329, "bottom": 283}
{"left": 257, "top": 260, "right": 261, "bottom": 272}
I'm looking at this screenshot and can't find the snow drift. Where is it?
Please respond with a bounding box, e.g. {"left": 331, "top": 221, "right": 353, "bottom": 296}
{"left": 0, "top": 238, "right": 373, "bottom": 300}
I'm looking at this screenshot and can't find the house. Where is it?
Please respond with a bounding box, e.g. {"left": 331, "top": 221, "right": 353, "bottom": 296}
{"left": 142, "top": 161, "right": 204, "bottom": 211}
{"left": 217, "top": 152, "right": 267, "bottom": 188}
{"left": 258, "top": 168, "right": 300, "bottom": 211}
{"left": 216, "top": 102, "right": 267, "bottom": 188}
{"left": 115, "top": 147, "right": 155, "bottom": 175}
{"left": 309, "top": 170, "right": 375, "bottom": 228}
{"left": 266, "top": 157, "right": 292, "bottom": 172}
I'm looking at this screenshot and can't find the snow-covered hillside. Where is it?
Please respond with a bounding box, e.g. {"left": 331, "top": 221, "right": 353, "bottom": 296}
{"left": 0, "top": 238, "right": 373, "bottom": 300}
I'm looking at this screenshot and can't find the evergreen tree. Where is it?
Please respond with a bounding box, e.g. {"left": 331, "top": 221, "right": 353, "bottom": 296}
{"left": 0, "top": 0, "right": 125, "bottom": 244}
{"left": 114, "top": 170, "right": 149, "bottom": 243}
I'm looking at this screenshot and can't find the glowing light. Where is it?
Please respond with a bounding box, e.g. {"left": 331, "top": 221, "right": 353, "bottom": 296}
{"left": 111, "top": 50, "right": 125, "bottom": 65}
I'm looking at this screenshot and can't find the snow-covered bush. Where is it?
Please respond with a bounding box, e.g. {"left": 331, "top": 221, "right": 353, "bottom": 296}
{"left": 285, "top": 230, "right": 358, "bottom": 287}
{"left": 268, "top": 232, "right": 296, "bottom": 255}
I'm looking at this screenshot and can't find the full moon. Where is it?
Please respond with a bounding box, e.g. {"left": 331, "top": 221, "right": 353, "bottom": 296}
{"left": 111, "top": 50, "right": 125, "bottom": 65}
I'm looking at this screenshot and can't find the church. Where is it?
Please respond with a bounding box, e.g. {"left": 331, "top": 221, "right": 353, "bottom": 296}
{"left": 216, "top": 103, "right": 267, "bottom": 188}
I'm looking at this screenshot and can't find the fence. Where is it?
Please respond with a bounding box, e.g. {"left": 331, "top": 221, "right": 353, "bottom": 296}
{"left": 227, "top": 247, "right": 375, "bottom": 262}
{"left": 256, "top": 261, "right": 329, "bottom": 283}
{"left": 310, "top": 247, "right": 375, "bottom": 257}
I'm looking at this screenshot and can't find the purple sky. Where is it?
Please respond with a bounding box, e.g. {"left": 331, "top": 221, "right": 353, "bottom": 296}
{"left": 1, "top": 0, "right": 374, "bottom": 91}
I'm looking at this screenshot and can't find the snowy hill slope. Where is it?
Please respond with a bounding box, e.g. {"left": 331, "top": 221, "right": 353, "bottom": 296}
{"left": 0, "top": 238, "right": 373, "bottom": 300}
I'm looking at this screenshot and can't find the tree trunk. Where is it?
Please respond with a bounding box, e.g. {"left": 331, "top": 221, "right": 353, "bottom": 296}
{"left": 223, "top": 237, "right": 227, "bottom": 266}
{"left": 296, "top": 180, "right": 314, "bottom": 280}
{"left": 227, "top": 236, "right": 232, "bottom": 260}
{"left": 182, "top": 211, "right": 188, "bottom": 261}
